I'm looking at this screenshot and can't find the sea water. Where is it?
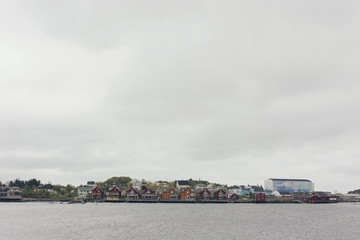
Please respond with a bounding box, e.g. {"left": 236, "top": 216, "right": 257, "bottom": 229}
{"left": 0, "top": 202, "right": 359, "bottom": 240}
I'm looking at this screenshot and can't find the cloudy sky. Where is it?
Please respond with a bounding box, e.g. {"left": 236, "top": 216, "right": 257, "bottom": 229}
{"left": 1, "top": 1, "right": 359, "bottom": 193}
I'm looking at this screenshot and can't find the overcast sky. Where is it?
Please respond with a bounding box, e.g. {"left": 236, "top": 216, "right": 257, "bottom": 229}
{"left": 1, "top": 1, "right": 360, "bottom": 193}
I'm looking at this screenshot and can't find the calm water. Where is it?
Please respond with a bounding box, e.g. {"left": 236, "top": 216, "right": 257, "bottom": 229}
{"left": 0, "top": 202, "right": 359, "bottom": 240}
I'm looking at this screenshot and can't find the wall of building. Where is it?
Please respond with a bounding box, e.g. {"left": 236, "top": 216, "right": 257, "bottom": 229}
{"left": 264, "top": 179, "right": 313, "bottom": 192}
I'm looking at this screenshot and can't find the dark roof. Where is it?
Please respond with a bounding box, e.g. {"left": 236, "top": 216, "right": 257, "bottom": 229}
{"left": 269, "top": 178, "right": 311, "bottom": 182}
{"left": 39, "top": 184, "right": 53, "bottom": 189}
{"left": 314, "top": 192, "right": 330, "bottom": 198}
{"left": 300, "top": 193, "right": 311, "bottom": 199}
{"left": 126, "top": 187, "right": 140, "bottom": 194}
{"left": 142, "top": 188, "right": 155, "bottom": 194}
{"left": 278, "top": 190, "right": 291, "bottom": 195}
{"left": 156, "top": 180, "right": 168, "bottom": 184}
{"left": 291, "top": 192, "right": 308, "bottom": 200}
{"left": 251, "top": 186, "right": 264, "bottom": 192}
{"left": 176, "top": 180, "right": 190, "bottom": 186}
{"left": 87, "top": 181, "right": 95, "bottom": 185}
{"left": 109, "top": 186, "right": 121, "bottom": 192}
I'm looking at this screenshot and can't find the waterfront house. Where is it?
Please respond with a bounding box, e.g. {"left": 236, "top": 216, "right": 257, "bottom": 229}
{"left": 0, "top": 186, "right": 21, "bottom": 201}
{"left": 162, "top": 187, "right": 178, "bottom": 201}
{"left": 179, "top": 187, "right": 195, "bottom": 200}
{"left": 214, "top": 189, "right": 227, "bottom": 200}
{"left": 228, "top": 193, "right": 239, "bottom": 201}
{"left": 141, "top": 188, "right": 157, "bottom": 200}
{"left": 190, "top": 188, "right": 196, "bottom": 200}
{"left": 107, "top": 186, "right": 121, "bottom": 201}
{"left": 255, "top": 193, "right": 266, "bottom": 203}
{"left": 301, "top": 192, "right": 330, "bottom": 203}
{"left": 126, "top": 187, "right": 141, "bottom": 200}
{"left": 329, "top": 194, "right": 341, "bottom": 203}
{"left": 290, "top": 192, "right": 306, "bottom": 201}
{"left": 77, "top": 186, "right": 92, "bottom": 199}
{"left": 277, "top": 190, "right": 292, "bottom": 199}
{"left": 169, "top": 187, "right": 179, "bottom": 201}
{"left": 161, "top": 187, "right": 170, "bottom": 200}
{"left": 92, "top": 187, "right": 104, "bottom": 200}
{"left": 198, "top": 189, "right": 212, "bottom": 200}
{"left": 342, "top": 194, "right": 360, "bottom": 202}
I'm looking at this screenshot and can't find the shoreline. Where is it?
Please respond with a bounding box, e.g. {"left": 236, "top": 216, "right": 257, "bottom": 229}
{"left": 1, "top": 198, "right": 342, "bottom": 204}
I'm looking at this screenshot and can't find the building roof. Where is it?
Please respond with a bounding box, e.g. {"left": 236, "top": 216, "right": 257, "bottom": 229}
{"left": 109, "top": 186, "right": 121, "bottom": 192}
{"left": 278, "top": 190, "right": 291, "bottom": 195}
{"left": 39, "top": 184, "right": 53, "bottom": 189}
{"left": 126, "top": 187, "right": 141, "bottom": 195}
{"left": 314, "top": 192, "right": 330, "bottom": 198}
{"left": 291, "top": 192, "right": 308, "bottom": 200}
{"left": 300, "top": 193, "right": 311, "bottom": 199}
{"left": 251, "top": 186, "right": 264, "bottom": 192}
{"left": 92, "top": 186, "right": 104, "bottom": 192}
{"left": 176, "top": 180, "right": 190, "bottom": 186}
{"left": 142, "top": 188, "right": 156, "bottom": 194}
{"left": 78, "top": 186, "right": 92, "bottom": 191}
{"left": 269, "top": 178, "right": 312, "bottom": 182}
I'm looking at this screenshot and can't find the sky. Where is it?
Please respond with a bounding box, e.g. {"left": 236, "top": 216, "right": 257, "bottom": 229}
{"left": 1, "top": 1, "right": 360, "bottom": 193}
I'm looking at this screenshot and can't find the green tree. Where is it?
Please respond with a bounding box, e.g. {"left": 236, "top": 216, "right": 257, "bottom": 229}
{"left": 145, "top": 182, "right": 159, "bottom": 190}
{"left": 20, "top": 185, "right": 34, "bottom": 198}
{"left": 11, "top": 179, "right": 25, "bottom": 188}
{"left": 25, "top": 179, "right": 41, "bottom": 188}
{"left": 105, "top": 176, "right": 132, "bottom": 189}
{"left": 188, "top": 179, "right": 210, "bottom": 188}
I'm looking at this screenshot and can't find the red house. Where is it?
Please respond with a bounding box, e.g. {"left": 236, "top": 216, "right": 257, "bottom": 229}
{"left": 198, "top": 189, "right": 212, "bottom": 200}
{"left": 107, "top": 186, "right": 121, "bottom": 200}
{"left": 141, "top": 188, "right": 157, "bottom": 200}
{"left": 228, "top": 193, "right": 239, "bottom": 201}
{"left": 301, "top": 192, "right": 330, "bottom": 203}
{"left": 126, "top": 187, "right": 141, "bottom": 200}
{"left": 214, "top": 189, "right": 227, "bottom": 200}
{"left": 255, "top": 193, "right": 266, "bottom": 203}
{"left": 92, "top": 187, "right": 104, "bottom": 200}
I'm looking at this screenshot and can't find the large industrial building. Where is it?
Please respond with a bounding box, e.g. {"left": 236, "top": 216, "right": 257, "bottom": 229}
{"left": 264, "top": 178, "right": 313, "bottom": 193}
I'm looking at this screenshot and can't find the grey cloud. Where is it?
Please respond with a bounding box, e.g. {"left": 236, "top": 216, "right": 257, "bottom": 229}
{"left": 1, "top": 1, "right": 360, "bottom": 193}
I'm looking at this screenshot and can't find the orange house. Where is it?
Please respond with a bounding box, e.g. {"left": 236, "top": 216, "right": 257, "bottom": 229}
{"left": 162, "top": 188, "right": 170, "bottom": 200}
{"left": 162, "top": 187, "right": 178, "bottom": 200}
{"left": 179, "top": 187, "right": 195, "bottom": 200}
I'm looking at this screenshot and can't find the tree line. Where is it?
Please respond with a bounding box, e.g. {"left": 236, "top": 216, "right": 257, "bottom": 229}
{"left": 2, "top": 178, "right": 77, "bottom": 200}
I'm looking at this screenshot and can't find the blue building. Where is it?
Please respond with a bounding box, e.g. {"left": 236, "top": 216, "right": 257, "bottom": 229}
{"left": 264, "top": 178, "right": 313, "bottom": 193}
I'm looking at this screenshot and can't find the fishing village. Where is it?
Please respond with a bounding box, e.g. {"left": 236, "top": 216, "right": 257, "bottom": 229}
{"left": 1, "top": 177, "right": 357, "bottom": 204}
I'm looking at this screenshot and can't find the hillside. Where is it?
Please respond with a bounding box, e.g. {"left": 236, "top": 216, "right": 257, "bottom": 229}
{"left": 348, "top": 189, "right": 360, "bottom": 194}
